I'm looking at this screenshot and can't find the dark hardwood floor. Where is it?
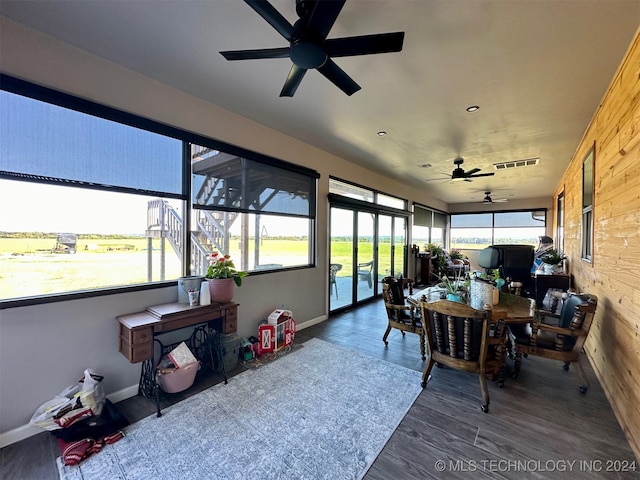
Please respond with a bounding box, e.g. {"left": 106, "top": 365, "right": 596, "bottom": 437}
{"left": 2, "top": 298, "right": 639, "bottom": 479}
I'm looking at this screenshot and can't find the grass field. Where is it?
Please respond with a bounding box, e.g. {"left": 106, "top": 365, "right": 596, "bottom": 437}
{"left": 0, "top": 237, "right": 309, "bottom": 300}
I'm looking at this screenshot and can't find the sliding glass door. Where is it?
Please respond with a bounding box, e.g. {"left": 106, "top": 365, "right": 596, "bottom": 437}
{"left": 329, "top": 208, "right": 353, "bottom": 311}
{"left": 330, "top": 206, "right": 408, "bottom": 313}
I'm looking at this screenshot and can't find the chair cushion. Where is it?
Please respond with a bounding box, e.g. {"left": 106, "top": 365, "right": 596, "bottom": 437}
{"left": 559, "top": 294, "right": 589, "bottom": 328}
{"left": 478, "top": 246, "right": 500, "bottom": 270}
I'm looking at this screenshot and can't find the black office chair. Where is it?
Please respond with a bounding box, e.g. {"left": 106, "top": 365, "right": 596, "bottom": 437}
{"left": 477, "top": 245, "right": 534, "bottom": 297}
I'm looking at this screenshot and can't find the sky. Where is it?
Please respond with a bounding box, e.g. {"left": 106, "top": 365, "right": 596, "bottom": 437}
{"left": 0, "top": 179, "right": 161, "bottom": 234}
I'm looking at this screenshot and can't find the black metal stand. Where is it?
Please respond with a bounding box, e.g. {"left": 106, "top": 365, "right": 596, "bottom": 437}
{"left": 137, "top": 319, "right": 228, "bottom": 417}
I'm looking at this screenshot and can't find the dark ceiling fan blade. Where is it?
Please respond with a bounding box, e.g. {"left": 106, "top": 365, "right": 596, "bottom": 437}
{"left": 280, "top": 64, "right": 307, "bottom": 97}
{"left": 325, "top": 32, "right": 405, "bottom": 57}
{"left": 464, "top": 168, "right": 481, "bottom": 176}
{"left": 220, "top": 47, "right": 291, "bottom": 61}
{"left": 467, "top": 172, "right": 495, "bottom": 178}
{"left": 305, "top": 0, "right": 346, "bottom": 39}
{"left": 317, "top": 58, "right": 361, "bottom": 95}
{"left": 245, "top": 0, "right": 295, "bottom": 41}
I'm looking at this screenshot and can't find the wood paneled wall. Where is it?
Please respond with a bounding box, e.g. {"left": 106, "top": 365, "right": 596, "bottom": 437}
{"left": 554, "top": 27, "right": 640, "bottom": 460}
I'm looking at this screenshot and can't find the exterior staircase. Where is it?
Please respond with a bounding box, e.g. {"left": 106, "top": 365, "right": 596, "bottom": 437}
{"left": 146, "top": 199, "right": 238, "bottom": 278}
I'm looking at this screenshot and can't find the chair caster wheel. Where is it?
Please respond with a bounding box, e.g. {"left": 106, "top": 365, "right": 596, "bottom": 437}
{"left": 481, "top": 404, "right": 489, "bottom": 413}
{"left": 579, "top": 386, "right": 588, "bottom": 394}
{"left": 563, "top": 364, "right": 570, "bottom": 371}
{"left": 498, "top": 381, "right": 505, "bottom": 388}
{"left": 511, "top": 372, "right": 519, "bottom": 380}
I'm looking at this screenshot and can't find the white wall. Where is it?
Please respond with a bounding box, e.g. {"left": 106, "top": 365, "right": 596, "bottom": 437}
{"left": 0, "top": 17, "right": 453, "bottom": 442}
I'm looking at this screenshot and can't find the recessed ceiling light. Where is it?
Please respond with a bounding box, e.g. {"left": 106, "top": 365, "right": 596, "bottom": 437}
{"left": 377, "top": 131, "right": 387, "bottom": 137}
{"left": 466, "top": 105, "right": 479, "bottom": 112}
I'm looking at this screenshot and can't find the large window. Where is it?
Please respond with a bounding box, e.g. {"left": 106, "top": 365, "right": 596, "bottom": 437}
{"left": 0, "top": 75, "right": 317, "bottom": 304}
{"left": 582, "top": 146, "right": 594, "bottom": 262}
{"left": 412, "top": 204, "right": 445, "bottom": 247}
{"left": 190, "top": 145, "right": 315, "bottom": 275}
{"left": 557, "top": 192, "right": 565, "bottom": 255}
{"left": 329, "top": 178, "right": 406, "bottom": 209}
{"left": 450, "top": 211, "right": 546, "bottom": 250}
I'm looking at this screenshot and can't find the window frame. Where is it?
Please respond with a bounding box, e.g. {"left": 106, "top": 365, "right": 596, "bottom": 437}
{"left": 581, "top": 145, "right": 595, "bottom": 263}
{"left": 0, "top": 74, "right": 318, "bottom": 308}
{"left": 449, "top": 209, "right": 547, "bottom": 251}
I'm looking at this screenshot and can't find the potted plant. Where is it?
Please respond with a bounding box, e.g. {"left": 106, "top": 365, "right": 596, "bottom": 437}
{"left": 540, "top": 249, "right": 564, "bottom": 274}
{"left": 427, "top": 243, "right": 447, "bottom": 278}
{"left": 205, "top": 252, "right": 247, "bottom": 303}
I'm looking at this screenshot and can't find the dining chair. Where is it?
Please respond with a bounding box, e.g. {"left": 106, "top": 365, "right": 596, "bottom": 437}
{"left": 357, "top": 260, "right": 374, "bottom": 288}
{"left": 329, "top": 263, "right": 342, "bottom": 298}
{"left": 509, "top": 292, "right": 597, "bottom": 393}
{"left": 419, "top": 299, "right": 507, "bottom": 412}
{"left": 381, "top": 277, "right": 425, "bottom": 361}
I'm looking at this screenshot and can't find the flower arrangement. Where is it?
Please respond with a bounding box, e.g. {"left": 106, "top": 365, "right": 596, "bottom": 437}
{"left": 205, "top": 252, "right": 248, "bottom": 286}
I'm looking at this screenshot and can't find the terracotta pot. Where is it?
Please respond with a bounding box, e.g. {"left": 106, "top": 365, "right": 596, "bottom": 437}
{"left": 207, "top": 278, "right": 236, "bottom": 304}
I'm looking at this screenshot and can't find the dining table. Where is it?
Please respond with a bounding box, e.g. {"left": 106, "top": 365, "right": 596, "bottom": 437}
{"left": 407, "top": 285, "right": 537, "bottom": 386}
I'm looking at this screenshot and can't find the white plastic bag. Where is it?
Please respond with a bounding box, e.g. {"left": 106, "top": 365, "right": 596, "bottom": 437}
{"left": 76, "top": 369, "right": 105, "bottom": 416}
{"left": 29, "top": 386, "right": 80, "bottom": 431}
{"left": 29, "top": 369, "right": 106, "bottom": 431}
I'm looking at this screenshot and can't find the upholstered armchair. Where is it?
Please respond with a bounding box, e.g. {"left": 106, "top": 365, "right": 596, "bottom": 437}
{"left": 509, "top": 292, "right": 597, "bottom": 393}
{"left": 381, "top": 277, "right": 425, "bottom": 361}
{"left": 419, "top": 300, "right": 506, "bottom": 412}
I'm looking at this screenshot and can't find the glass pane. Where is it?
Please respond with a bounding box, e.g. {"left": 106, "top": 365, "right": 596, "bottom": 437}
{"left": 433, "top": 212, "right": 447, "bottom": 229}
{"left": 378, "top": 215, "right": 392, "bottom": 279}
{"left": 494, "top": 211, "right": 546, "bottom": 227}
{"left": 357, "top": 212, "right": 375, "bottom": 301}
{"left": 413, "top": 225, "right": 430, "bottom": 249}
{"left": 330, "top": 207, "right": 353, "bottom": 311}
{"left": 583, "top": 149, "right": 594, "bottom": 208}
{"left": 393, "top": 217, "right": 406, "bottom": 277}
{"left": 450, "top": 213, "right": 493, "bottom": 227}
{"left": 493, "top": 227, "right": 544, "bottom": 246}
{"left": 192, "top": 147, "right": 313, "bottom": 216}
{"left": 0, "top": 179, "right": 182, "bottom": 301}
{"left": 430, "top": 227, "right": 444, "bottom": 247}
{"left": 450, "top": 228, "right": 492, "bottom": 250}
{"left": 557, "top": 195, "right": 565, "bottom": 254}
{"left": 413, "top": 205, "right": 432, "bottom": 227}
{"left": 1, "top": 91, "right": 183, "bottom": 195}
{"left": 190, "top": 211, "right": 312, "bottom": 276}
{"left": 377, "top": 193, "right": 405, "bottom": 209}
{"left": 329, "top": 178, "right": 374, "bottom": 202}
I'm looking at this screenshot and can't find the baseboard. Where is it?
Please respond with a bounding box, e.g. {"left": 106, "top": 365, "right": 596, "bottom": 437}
{"left": 0, "top": 318, "right": 330, "bottom": 450}
{"left": 296, "top": 314, "right": 327, "bottom": 331}
{"left": 0, "top": 384, "right": 139, "bottom": 449}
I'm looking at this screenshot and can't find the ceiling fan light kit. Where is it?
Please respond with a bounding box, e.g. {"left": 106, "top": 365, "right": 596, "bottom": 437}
{"left": 425, "top": 157, "right": 495, "bottom": 183}
{"left": 483, "top": 191, "right": 507, "bottom": 203}
{"left": 220, "top": 0, "right": 405, "bottom": 97}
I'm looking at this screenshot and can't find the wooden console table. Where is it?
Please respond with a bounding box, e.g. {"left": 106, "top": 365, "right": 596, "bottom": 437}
{"left": 117, "top": 301, "right": 238, "bottom": 416}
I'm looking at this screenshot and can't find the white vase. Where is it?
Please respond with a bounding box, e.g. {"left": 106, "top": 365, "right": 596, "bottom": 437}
{"left": 199, "top": 281, "right": 211, "bottom": 306}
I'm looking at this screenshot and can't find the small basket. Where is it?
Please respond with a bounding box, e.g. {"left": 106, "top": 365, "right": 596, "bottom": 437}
{"left": 156, "top": 361, "right": 199, "bottom": 393}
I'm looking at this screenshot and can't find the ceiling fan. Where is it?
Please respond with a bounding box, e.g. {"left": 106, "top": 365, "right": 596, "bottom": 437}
{"left": 482, "top": 191, "right": 507, "bottom": 203}
{"left": 425, "top": 157, "right": 495, "bottom": 182}
{"left": 219, "top": 0, "right": 405, "bottom": 97}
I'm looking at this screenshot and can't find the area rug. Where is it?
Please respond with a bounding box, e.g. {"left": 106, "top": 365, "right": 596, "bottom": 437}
{"left": 57, "top": 338, "right": 423, "bottom": 480}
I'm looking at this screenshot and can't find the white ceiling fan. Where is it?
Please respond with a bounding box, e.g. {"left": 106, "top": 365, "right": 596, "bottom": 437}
{"left": 482, "top": 191, "right": 507, "bottom": 203}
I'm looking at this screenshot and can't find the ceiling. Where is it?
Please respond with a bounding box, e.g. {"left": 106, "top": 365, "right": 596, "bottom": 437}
{"left": 1, "top": 0, "right": 639, "bottom": 205}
